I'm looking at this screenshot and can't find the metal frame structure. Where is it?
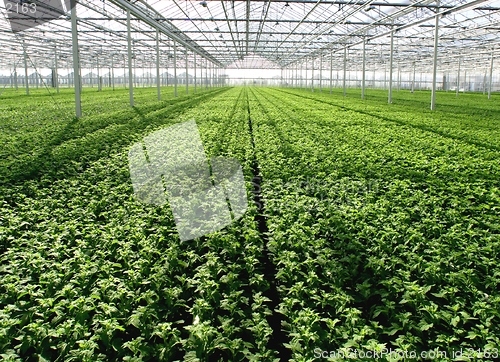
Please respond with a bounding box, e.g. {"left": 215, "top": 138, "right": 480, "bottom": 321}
{"left": 1, "top": 0, "right": 500, "bottom": 114}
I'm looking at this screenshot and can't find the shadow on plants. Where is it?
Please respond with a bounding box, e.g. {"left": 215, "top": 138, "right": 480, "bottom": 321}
{"left": 0, "top": 90, "right": 227, "bottom": 187}
{"left": 279, "top": 89, "right": 500, "bottom": 153}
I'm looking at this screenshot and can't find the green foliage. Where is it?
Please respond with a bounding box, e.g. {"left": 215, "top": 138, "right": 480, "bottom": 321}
{"left": 249, "top": 87, "right": 500, "bottom": 360}
{"left": 1, "top": 86, "right": 499, "bottom": 360}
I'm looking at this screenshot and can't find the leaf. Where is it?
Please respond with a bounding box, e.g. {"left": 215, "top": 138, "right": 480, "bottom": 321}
{"left": 451, "top": 316, "right": 460, "bottom": 327}
{"left": 419, "top": 322, "right": 434, "bottom": 332}
{"left": 183, "top": 351, "right": 200, "bottom": 362}
{"left": 467, "top": 331, "right": 478, "bottom": 340}
{"left": 431, "top": 290, "right": 447, "bottom": 298}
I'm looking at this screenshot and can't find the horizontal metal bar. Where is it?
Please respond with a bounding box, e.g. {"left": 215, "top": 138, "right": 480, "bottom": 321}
{"left": 202, "top": 0, "right": 500, "bottom": 11}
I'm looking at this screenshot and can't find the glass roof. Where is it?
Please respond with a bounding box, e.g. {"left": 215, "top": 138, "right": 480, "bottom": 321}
{"left": 1, "top": 0, "right": 500, "bottom": 73}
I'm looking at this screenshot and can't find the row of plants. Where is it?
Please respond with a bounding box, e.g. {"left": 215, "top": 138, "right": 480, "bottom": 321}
{"left": 0, "top": 88, "right": 226, "bottom": 186}
{"left": 0, "top": 87, "right": 168, "bottom": 139}
{"left": 0, "top": 86, "right": 208, "bottom": 173}
{"left": 247, "top": 87, "right": 500, "bottom": 360}
{"left": 158, "top": 87, "right": 278, "bottom": 360}
{"left": 288, "top": 87, "right": 500, "bottom": 152}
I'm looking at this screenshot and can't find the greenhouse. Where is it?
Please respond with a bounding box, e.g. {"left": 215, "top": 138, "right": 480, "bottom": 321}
{"left": 1, "top": 0, "right": 499, "bottom": 360}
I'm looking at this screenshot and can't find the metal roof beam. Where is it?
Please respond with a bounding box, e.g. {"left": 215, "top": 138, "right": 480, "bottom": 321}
{"left": 108, "top": 0, "right": 222, "bottom": 66}
{"left": 289, "top": 0, "right": 492, "bottom": 65}
{"left": 201, "top": 0, "right": 499, "bottom": 11}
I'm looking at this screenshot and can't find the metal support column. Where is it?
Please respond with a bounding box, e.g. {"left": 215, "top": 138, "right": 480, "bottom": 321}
{"left": 483, "top": 71, "right": 487, "bottom": 95}
{"left": 194, "top": 52, "right": 197, "bottom": 92}
{"left": 397, "top": 66, "right": 401, "bottom": 92}
{"left": 388, "top": 28, "right": 394, "bottom": 104}
{"left": 343, "top": 47, "right": 347, "bottom": 97}
{"left": 488, "top": 53, "right": 494, "bottom": 99}
{"left": 35, "top": 60, "right": 39, "bottom": 89}
{"left": 330, "top": 50, "right": 333, "bottom": 94}
{"left": 209, "top": 62, "right": 212, "bottom": 88}
{"left": 123, "top": 55, "right": 127, "bottom": 88}
{"left": 54, "top": 44, "right": 59, "bottom": 93}
{"left": 456, "top": 57, "right": 461, "bottom": 97}
{"left": 430, "top": 1, "right": 440, "bottom": 110}
{"left": 127, "top": 9, "right": 134, "bottom": 106}
{"left": 205, "top": 59, "right": 208, "bottom": 90}
{"left": 362, "top": 37, "right": 366, "bottom": 99}
{"left": 97, "top": 56, "right": 101, "bottom": 91}
{"left": 174, "top": 41, "right": 178, "bottom": 97}
{"left": 295, "top": 63, "right": 299, "bottom": 88}
{"left": 293, "top": 63, "right": 299, "bottom": 88}
{"left": 464, "top": 70, "right": 467, "bottom": 93}
{"left": 300, "top": 59, "right": 307, "bottom": 90}
{"left": 207, "top": 61, "right": 210, "bottom": 88}
{"left": 156, "top": 28, "right": 161, "bottom": 100}
{"left": 23, "top": 39, "right": 29, "bottom": 95}
{"left": 185, "top": 50, "right": 189, "bottom": 95}
{"left": 308, "top": 60, "right": 311, "bottom": 90}
{"left": 297, "top": 63, "right": 302, "bottom": 90}
{"left": 71, "top": 0, "right": 81, "bottom": 117}
{"left": 311, "top": 58, "right": 314, "bottom": 92}
{"left": 14, "top": 61, "right": 18, "bottom": 90}
{"left": 411, "top": 62, "right": 416, "bottom": 93}
{"left": 319, "top": 52, "right": 322, "bottom": 92}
